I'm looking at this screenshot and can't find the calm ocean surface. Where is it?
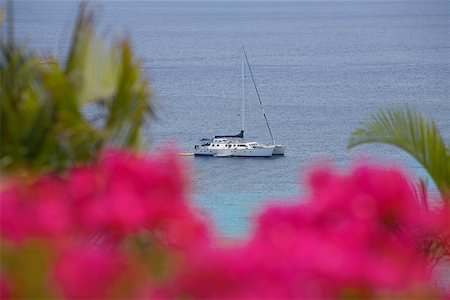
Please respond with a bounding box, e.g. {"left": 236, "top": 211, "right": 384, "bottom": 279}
{"left": 12, "top": 0, "right": 450, "bottom": 238}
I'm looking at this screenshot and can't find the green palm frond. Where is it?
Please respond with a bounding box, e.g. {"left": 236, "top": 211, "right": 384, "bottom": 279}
{"left": 65, "top": 4, "right": 120, "bottom": 105}
{"left": 65, "top": 3, "right": 152, "bottom": 148}
{"left": 348, "top": 107, "right": 449, "bottom": 199}
{"left": 0, "top": 3, "right": 152, "bottom": 174}
{"left": 103, "top": 39, "right": 152, "bottom": 147}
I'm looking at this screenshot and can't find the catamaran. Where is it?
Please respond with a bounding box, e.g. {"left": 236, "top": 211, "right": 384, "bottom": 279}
{"left": 194, "top": 48, "right": 285, "bottom": 157}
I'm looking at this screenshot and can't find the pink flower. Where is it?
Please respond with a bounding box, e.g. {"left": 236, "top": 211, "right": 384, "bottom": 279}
{"left": 152, "top": 209, "right": 210, "bottom": 250}
{"left": 0, "top": 274, "right": 11, "bottom": 300}
{"left": 1, "top": 148, "right": 210, "bottom": 248}
{"left": 67, "top": 148, "right": 210, "bottom": 246}
{"left": 0, "top": 176, "right": 74, "bottom": 242}
{"left": 52, "top": 245, "right": 127, "bottom": 299}
{"left": 157, "top": 163, "right": 436, "bottom": 299}
{"left": 1, "top": 150, "right": 444, "bottom": 299}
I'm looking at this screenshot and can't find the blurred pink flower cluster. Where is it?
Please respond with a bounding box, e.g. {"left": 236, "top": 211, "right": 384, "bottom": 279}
{"left": 0, "top": 149, "right": 448, "bottom": 299}
{"left": 1, "top": 149, "right": 209, "bottom": 298}
{"left": 156, "top": 164, "right": 448, "bottom": 299}
{"left": 1, "top": 149, "right": 209, "bottom": 247}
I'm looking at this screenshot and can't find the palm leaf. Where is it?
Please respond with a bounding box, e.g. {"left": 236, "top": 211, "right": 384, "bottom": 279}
{"left": 103, "top": 39, "right": 152, "bottom": 148}
{"left": 65, "top": 4, "right": 151, "bottom": 148}
{"left": 65, "top": 3, "right": 120, "bottom": 105}
{"left": 1, "top": 2, "right": 152, "bottom": 174}
{"left": 348, "top": 107, "right": 449, "bottom": 199}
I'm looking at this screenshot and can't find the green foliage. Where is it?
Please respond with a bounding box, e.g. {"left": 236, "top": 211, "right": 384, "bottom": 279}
{"left": 1, "top": 239, "right": 57, "bottom": 299}
{"left": 0, "top": 4, "right": 152, "bottom": 174}
{"left": 348, "top": 107, "right": 449, "bottom": 199}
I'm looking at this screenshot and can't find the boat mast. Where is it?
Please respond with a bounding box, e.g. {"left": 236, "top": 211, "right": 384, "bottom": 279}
{"left": 241, "top": 47, "right": 245, "bottom": 135}
{"left": 242, "top": 48, "right": 276, "bottom": 144}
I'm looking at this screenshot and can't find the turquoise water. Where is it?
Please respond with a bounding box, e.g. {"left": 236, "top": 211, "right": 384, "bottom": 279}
{"left": 12, "top": 0, "right": 450, "bottom": 237}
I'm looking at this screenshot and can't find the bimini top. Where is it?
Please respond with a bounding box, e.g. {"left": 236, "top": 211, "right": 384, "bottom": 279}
{"left": 214, "top": 130, "right": 244, "bottom": 139}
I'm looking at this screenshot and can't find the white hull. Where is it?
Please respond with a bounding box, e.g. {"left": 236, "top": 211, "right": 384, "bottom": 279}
{"left": 194, "top": 147, "right": 274, "bottom": 157}
{"left": 194, "top": 138, "right": 275, "bottom": 157}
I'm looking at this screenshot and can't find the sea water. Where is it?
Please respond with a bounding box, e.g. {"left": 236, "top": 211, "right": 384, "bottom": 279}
{"left": 11, "top": 0, "right": 450, "bottom": 238}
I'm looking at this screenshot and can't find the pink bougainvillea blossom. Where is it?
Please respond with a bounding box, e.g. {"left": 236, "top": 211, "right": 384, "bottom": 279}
{"left": 0, "top": 274, "right": 11, "bottom": 300}
{"left": 0, "top": 150, "right": 446, "bottom": 299}
{"left": 68, "top": 148, "right": 210, "bottom": 247}
{"left": 52, "top": 245, "right": 128, "bottom": 299}
{"left": 0, "top": 148, "right": 210, "bottom": 248}
{"left": 0, "top": 176, "right": 74, "bottom": 242}
{"left": 157, "top": 163, "right": 440, "bottom": 299}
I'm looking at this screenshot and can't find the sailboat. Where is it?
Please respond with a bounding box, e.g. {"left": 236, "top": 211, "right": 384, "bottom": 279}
{"left": 193, "top": 48, "right": 285, "bottom": 157}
